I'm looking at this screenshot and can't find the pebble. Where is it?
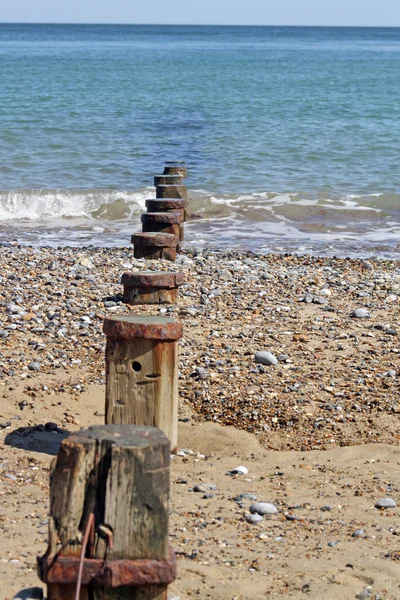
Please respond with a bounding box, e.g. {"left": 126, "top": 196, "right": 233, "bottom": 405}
{"left": 355, "top": 588, "right": 372, "bottom": 600}
{"left": 350, "top": 308, "right": 370, "bottom": 319}
{"left": 28, "top": 361, "right": 41, "bottom": 372}
{"left": 180, "top": 308, "right": 198, "bottom": 317}
{"left": 250, "top": 502, "right": 278, "bottom": 516}
{"left": 245, "top": 513, "right": 264, "bottom": 524}
{"left": 385, "top": 370, "right": 397, "bottom": 378}
{"left": 254, "top": 351, "right": 278, "bottom": 366}
{"left": 375, "top": 497, "right": 396, "bottom": 509}
{"left": 193, "top": 483, "right": 217, "bottom": 493}
{"left": 234, "top": 493, "right": 257, "bottom": 502}
{"left": 352, "top": 529, "right": 366, "bottom": 538}
{"left": 13, "top": 589, "right": 44, "bottom": 600}
{"left": 229, "top": 466, "right": 249, "bottom": 475}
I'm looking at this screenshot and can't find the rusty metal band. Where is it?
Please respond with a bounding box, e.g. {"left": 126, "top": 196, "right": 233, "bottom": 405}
{"left": 37, "top": 545, "right": 177, "bottom": 588}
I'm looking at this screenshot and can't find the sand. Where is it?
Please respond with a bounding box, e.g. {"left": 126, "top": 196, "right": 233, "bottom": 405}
{"left": 1, "top": 247, "right": 400, "bottom": 599}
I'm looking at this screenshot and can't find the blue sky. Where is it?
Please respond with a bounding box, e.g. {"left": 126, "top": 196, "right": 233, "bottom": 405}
{"left": 1, "top": 0, "right": 399, "bottom": 26}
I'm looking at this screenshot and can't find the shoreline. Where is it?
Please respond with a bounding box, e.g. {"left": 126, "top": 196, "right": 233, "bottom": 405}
{"left": 1, "top": 246, "right": 400, "bottom": 599}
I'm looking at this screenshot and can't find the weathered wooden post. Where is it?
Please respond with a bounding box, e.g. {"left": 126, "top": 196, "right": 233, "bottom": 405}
{"left": 103, "top": 315, "right": 183, "bottom": 452}
{"left": 141, "top": 211, "right": 184, "bottom": 241}
{"left": 145, "top": 198, "right": 186, "bottom": 219}
{"left": 121, "top": 271, "right": 184, "bottom": 305}
{"left": 154, "top": 174, "right": 183, "bottom": 187}
{"left": 131, "top": 232, "right": 178, "bottom": 261}
{"left": 156, "top": 184, "right": 187, "bottom": 201}
{"left": 163, "top": 161, "right": 187, "bottom": 178}
{"left": 37, "top": 424, "right": 175, "bottom": 600}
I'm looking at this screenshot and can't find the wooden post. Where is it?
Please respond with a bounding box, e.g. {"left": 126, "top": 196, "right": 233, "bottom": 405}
{"left": 121, "top": 271, "right": 184, "bottom": 305}
{"left": 131, "top": 232, "right": 178, "bottom": 261}
{"left": 145, "top": 198, "right": 186, "bottom": 221}
{"left": 163, "top": 165, "right": 187, "bottom": 177}
{"left": 41, "top": 424, "right": 172, "bottom": 600}
{"left": 156, "top": 184, "right": 187, "bottom": 201}
{"left": 154, "top": 174, "right": 183, "bottom": 187}
{"left": 103, "top": 316, "right": 183, "bottom": 452}
{"left": 141, "top": 212, "right": 184, "bottom": 242}
{"left": 163, "top": 161, "right": 187, "bottom": 178}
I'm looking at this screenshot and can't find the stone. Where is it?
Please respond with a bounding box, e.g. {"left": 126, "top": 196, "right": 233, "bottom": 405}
{"left": 229, "top": 466, "right": 249, "bottom": 475}
{"left": 355, "top": 589, "right": 372, "bottom": 600}
{"left": 13, "top": 587, "right": 44, "bottom": 599}
{"left": 250, "top": 502, "right": 278, "bottom": 516}
{"left": 386, "top": 370, "right": 397, "bottom": 378}
{"left": 245, "top": 513, "right": 264, "bottom": 524}
{"left": 234, "top": 493, "right": 257, "bottom": 502}
{"left": 375, "top": 497, "right": 396, "bottom": 509}
{"left": 193, "top": 483, "right": 217, "bottom": 493}
{"left": 350, "top": 308, "right": 370, "bottom": 319}
{"left": 28, "top": 361, "right": 41, "bottom": 372}
{"left": 352, "top": 529, "right": 366, "bottom": 537}
{"left": 254, "top": 351, "right": 278, "bottom": 366}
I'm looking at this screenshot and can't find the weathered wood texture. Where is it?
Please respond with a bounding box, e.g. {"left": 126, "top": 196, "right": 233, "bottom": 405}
{"left": 131, "top": 232, "right": 178, "bottom": 262}
{"left": 155, "top": 184, "right": 187, "bottom": 201}
{"left": 153, "top": 174, "right": 183, "bottom": 186}
{"left": 141, "top": 212, "right": 184, "bottom": 242}
{"left": 121, "top": 271, "right": 184, "bottom": 305}
{"left": 163, "top": 164, "right": 187, "bottom": 178}
{"left": 45, "top": 425, "right": 171, "bottom": 600}
{"left": 145, "top": 198, "right": 185, "bottom": 213}
{"left": 103, "top": 316, "right": 183, "bottom": 452}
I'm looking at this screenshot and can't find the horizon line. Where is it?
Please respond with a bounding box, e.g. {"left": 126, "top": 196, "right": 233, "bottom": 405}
{"left": 1, "top": 22, "right": 400, "bottom": 28}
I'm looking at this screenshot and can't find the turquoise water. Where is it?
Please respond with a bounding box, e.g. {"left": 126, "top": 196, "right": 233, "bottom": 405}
{"left": 1, "top": 24, "right": 400, "bottom": 253}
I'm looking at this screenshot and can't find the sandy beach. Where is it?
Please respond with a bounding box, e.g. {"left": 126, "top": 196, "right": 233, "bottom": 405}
{"left": 1, "top": 245, "right": 400, "bottom": 599}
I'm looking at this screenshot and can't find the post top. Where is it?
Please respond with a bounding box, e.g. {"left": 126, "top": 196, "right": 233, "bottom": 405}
{"left": 68, "top": 424, "right": 170, "bottom": 449}
{"left": 165, "top": 161, "right": 186, "bottom": 165}
{"left": 103, "top": 315, "right": 183, "bottom": 340}
{"left": 141, "top": 212, "right": 183, "bottom": 224}
{"left": 121, "top": 271, "right": 185, "bottom": 288}
{"left": 131, "top": 232, "right": 178, "bottom": 247}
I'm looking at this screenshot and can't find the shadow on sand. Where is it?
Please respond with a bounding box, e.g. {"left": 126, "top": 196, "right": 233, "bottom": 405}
{"left": 5, "top": 422, "right": 69, "bottom": 456}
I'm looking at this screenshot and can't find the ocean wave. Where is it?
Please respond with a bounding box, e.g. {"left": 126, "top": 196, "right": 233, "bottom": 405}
{"left": 1, "top": 188, "right": 400, "bottom": 252}
{"left": 0, "top": 189, "right": 151, "bottom": 222}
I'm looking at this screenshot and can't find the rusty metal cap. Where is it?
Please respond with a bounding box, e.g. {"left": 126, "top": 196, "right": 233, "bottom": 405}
{"left": 141, "top": 212, "right": 183, "bottom": 224}
{"left": 130, "top": 232, "right": 178, "bottom": 247}
{"left": 121, "top": 271, "right": 185, "bottom": 288}
{"left": 145, "top": 199, "right": 186, "bottom": 210}
{"left": 103, "top": 315, "right": 183, "bottom": 340}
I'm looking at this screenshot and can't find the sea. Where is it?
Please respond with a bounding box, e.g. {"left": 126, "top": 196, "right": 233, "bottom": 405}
{"left": 1, "top": 23, "right": 400, "bottom": 256}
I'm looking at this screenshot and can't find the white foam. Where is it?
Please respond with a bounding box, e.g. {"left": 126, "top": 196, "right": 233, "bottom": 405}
{"left": 0, "top": 188, "right": 151, "bottom": 222}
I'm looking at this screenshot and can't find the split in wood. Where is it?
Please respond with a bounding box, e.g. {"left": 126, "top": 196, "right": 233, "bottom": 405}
{"left": 41, "top": 424, "right": 172, "bottom": 600}
{"left": 141, "top": 211, "right": 184, "bottom": 241}
{"left": 103, "top": 316, "right": 183, "bottom": 451}
{"left": 121, "top": 271, "right": 184, "bottom": 305}
{"left": 131, "top": 232, "right": 178, "bottom": 261}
